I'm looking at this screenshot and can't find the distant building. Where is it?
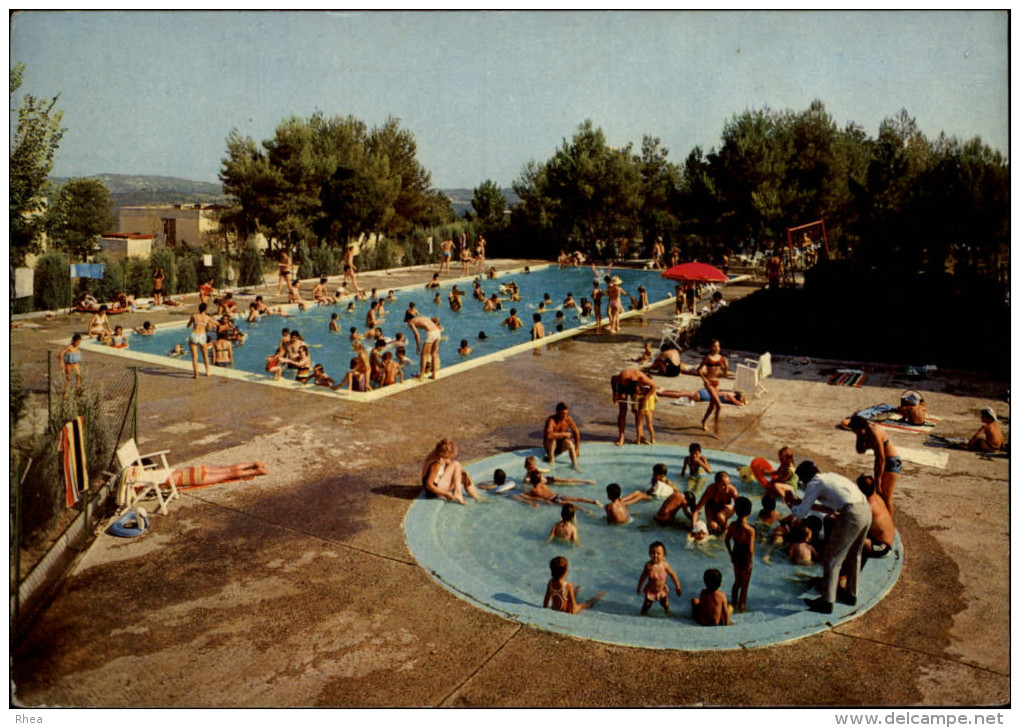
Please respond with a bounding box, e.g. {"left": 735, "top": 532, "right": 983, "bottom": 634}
{"left": 98, "top": 233, "right": 157, "bottom": 262}
{"left": 118, "top": 204, "right": 222, "bottom": 250}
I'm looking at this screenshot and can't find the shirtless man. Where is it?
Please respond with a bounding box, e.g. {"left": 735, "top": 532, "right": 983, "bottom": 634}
{"left": 186, "top": 302, "right": 216, "bottom": 378}
{"left": 697, "top": 339, "right": 729, "bottom": 434}
{"left": 544, "top": 402, "right": 581, "bottom": 467}
{"left": 691, "top": 471, "right": 739, "bottom": 535}
{"left": 651, "top": 236, "right": 665, "bottom": 269}
{"left": 312, "top": 278, "right": 335, "bottom": 305}
{"left": 611, "top": 368, "right": 657, "bottom": 446}
{"left": 967, "top": 407, "right": 1004, "bottom": 452}
{"left": 439, "top": 238, "right": 454, "bottom": 273}
{"left": 501, "top": 308, "right": 523, "bottom": 331}
{"left": 408, "top": 315, "right": 443, "bottom": 381}
{"left": 653, "top": 489, "right": 697, "bottom": 525}
{"left": 856, "top": 476, "right": 895, "bottom": 567}
{"left": 277, "top": 250, "right": 292, "bottom": 294}
{"left": 848, "top": 415, "right": 901, "bottom": 517}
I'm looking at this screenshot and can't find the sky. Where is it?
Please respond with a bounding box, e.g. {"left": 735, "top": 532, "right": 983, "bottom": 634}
{"left": 9, "top": 10, "right": 1010, "bottom": 190}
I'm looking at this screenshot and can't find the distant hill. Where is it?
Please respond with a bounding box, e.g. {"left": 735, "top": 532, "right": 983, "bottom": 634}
{"left": 442, "top": 187, "right": 520, "bottom": 216}
{"left": 50, "top": 173, "right": 229, "bottom": 209}
{"left": 48, "top": 173, "right": 519, "bottom": 217}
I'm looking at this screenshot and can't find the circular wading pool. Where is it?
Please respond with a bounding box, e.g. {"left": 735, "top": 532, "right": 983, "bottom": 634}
{"left": 405, "top": 443, "right": 902, "bottom": 651}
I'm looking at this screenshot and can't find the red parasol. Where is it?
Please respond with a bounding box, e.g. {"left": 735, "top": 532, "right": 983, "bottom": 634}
{"left": 660, "top": 262, "right": 728, "bottom": 283}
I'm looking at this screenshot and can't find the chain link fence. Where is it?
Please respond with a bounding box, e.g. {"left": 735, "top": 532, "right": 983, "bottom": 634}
{"left": 10, "top": 353, "right": 139, "bottom": 637}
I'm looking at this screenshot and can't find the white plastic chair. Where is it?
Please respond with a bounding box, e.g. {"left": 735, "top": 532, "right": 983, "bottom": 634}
{"left": 115, "top": 439, "right": 178, "bottom": 515}
{"left": 734, "top": 364, "right": 760, "bottom": 399}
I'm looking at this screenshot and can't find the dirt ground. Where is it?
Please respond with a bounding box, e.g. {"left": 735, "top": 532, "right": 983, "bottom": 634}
{"left": 9, "top": 260, "right": 1010, "bottom": 708}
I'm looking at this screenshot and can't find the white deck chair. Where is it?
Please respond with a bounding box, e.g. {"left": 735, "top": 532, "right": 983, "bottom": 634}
{"left": 734, "top": 363, "right": 761, "bottom": 399}
{"left": 115, "top": 439, "right": 179, "bottom": 515}
{"left": 741, "top": 352, "right": 771, "bottom": 397}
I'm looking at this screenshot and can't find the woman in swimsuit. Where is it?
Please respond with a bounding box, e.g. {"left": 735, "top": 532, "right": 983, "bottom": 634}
{"left": 59, "top": 333, "right": 84, "bottom": 393}
{"left": 697, "top": 339, "right": 729, "bottom": 434}
{"left": 849, "top": 415, "right": 901, "bottom": 518}
{"left": 186, "top": 302, "right": 215, "bottom": 378}
{"left": 659, "top": 388, "right": 746, "bottom": 406}
{"left": 420, "top": 438, "right": 480, "bottom": 503}
{"left": 606, "top": 276, "right": 626, "bottom": 334}
{"left": 88, "top": 305, "right": 112, "bottom": 340}
{"left": 692, "top": 471, "right": 738, "bottom": 535}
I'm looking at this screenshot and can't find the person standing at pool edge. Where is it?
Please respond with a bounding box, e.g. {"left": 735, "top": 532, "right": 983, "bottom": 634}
{"left": 186, "top": 302, "right": 215, "bottom": 378}
{"left": 544, "top": 402, "right": 581, "bottom": 467}
{"left": 408, "top": 315, "right": 442, "bottom": 380}
{"left": 788, "top": 461, "right": 871, "bottom": 614}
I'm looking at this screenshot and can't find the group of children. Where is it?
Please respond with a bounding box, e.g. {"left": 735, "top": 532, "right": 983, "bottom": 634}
{"left": 480, "top": 446, "right": 811, "bottom": 626}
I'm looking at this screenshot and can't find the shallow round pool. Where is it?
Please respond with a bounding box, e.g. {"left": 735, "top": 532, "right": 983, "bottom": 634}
{"left": 405, "top": 443, "right": 902, "bottom": 651}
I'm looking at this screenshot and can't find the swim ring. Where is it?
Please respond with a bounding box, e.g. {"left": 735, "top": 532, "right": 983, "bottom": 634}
{"left": 749, "top": 457, "right": 774, "bottom": 488}
{"left": 108, "top": 509, "right": 150, "bottom": 538}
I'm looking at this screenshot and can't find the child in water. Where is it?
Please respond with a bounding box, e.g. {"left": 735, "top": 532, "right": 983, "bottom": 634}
{"left": 478, "top": 468, "right": 517, "bottom": 494}
{"left": 725, "top": 496, "right": 755, "bottom": 612}
{"left": 548, "top": 504, "right": 580, "bottom": 545}
{"left": 544, "top": 556, "right": 602, "bottom": 614}
{"left": 604, "top": 483, "right": 653, "bottom": 525}
{"left": 636, "top": 541, "right": 682, "bottom": 615}
{"left": 691, "top": 568, "right": 733, "bottom": 626}
{"left": 786, "top": 525, "right": 819, "bottom": 566}
{"left": 680, "top": 442, "right": 712, "bottom": 495}
{"left": 458, "top": 339, "right": 472, "bottom": 356}
{"left": 646, "top": 463, "right": 677, "bottom": 499}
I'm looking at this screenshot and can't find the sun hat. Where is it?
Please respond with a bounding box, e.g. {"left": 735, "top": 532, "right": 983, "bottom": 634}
{"left": 902, "top": 392, "right": 922, "bottom": 405}
{"left": 981, "top": 407, "right": 997, "bottom": 421}
{"left": 610, "top": 276, "right": 623, "bottom": 285}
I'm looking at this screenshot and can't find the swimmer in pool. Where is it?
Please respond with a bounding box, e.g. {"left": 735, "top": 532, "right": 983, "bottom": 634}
{"left": 478, "top": 468, "right": 516, "bottom": 493}
{"left": 691, "top": 471, "right": 738, "bottom": 535}
{"left": 679, "top": 443, "right": 712, "bottom": 496}
{"left": 502, "top": 308, "right": 523, "bottom": 331}
{"left": 637, "top": 541, "right": 682, "bottom": 615}
{"left": 514, "top": 471, "right": 599, "bottom": 511}
{"left": 544, "top": 556, "right": 603, "bottom": 614}
{"left": 724, "top": 496, "right": 755, "bottom": 612}
{"left": 691, "top": 568, "right": 733, "bottom": 626}
{"left": 548, "top": 503, "right": 580, "bottom": 545}
{"left": 653, "top": 489, "right": 697, "bottom": 526}
{"left": 604, "top": 482, "right": 653, "bottom": 525}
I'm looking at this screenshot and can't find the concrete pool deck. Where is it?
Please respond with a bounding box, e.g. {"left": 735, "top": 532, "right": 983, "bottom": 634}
{"left": 10, "top": 259, "right": 1010, "bottom": 707}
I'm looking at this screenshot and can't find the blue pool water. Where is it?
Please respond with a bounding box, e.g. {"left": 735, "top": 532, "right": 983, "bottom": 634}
{"left": 405, "top": 443, "right": 902, "bottom": 651}
{"left": 125, "top": 266, "right": 680, "bottom": 380}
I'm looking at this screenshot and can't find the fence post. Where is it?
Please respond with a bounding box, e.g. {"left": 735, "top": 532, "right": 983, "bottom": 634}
{"left": 132, "top": 366, "right": 139, "bottom": 442}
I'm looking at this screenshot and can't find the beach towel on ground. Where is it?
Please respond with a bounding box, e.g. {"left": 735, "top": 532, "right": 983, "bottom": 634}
{"left": 59, "top": 416, "right": 88, "bottom": 508}
{"left": 853, "top": 403, "right": 940, "bottom": 434}
{"left": 896, "top": 446, "right": 950, "bottom": 469}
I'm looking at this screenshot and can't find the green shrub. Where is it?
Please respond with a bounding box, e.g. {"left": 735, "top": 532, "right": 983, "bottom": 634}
{"left": 296, "top": 242, "right": 314, "bottom": 280}
{"left": 124, "top": 258, "right": 150, "bottom": 297}
{"left": 237, "top": 242, "right": 265, "bottom": 287}
{"left": 150, "top": 249, "right": 177, "bottom": 294}
{"left": 176, "top": 253, "right": 197, "bottom": 295}
{"left": 33, "top": 252, "right": 72, "bottom": 311}
{"left": 309, "top": 246, "right": 335, "bottom": 278}
{"left": 90, "top": 256, "right": 125, "bottom": 303}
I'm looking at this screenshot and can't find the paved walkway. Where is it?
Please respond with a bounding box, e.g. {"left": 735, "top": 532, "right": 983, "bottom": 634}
{"left": 10, "top": 260, "right": 1010, "bottom": 707}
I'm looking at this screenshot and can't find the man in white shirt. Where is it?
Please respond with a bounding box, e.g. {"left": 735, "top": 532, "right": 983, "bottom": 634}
{"left": 788, "top": 461, "right": 872, "bottom": 614}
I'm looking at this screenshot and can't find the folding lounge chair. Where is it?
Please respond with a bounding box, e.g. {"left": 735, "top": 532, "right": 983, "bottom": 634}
{"left": 741, "top": 351, "right": 771, "bottom": 397}
{"left": 115, "top": 439, "right": 179, "bottom": 515}
{"left": 734, "top": 363, "right": 760, "bottom": 399}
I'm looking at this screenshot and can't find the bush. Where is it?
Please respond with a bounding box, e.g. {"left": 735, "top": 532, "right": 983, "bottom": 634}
{"left": 237, "top": 242, "right": 265, "bottom": 288}
{"left": 176, "top": 253, "right": 197, "bottom": 295}
{"left": 17, "top": 382, "right": 117, "bottom": 549}
{"left": 296, "top": 242, "right": 314, "bottom": 280}
{"left": 33, "top": 252, "right": 72, "bottom": 311}
{"left": 124, "top": 258, "right": 151, "bottom": 297}
{"left": 309, "top": 246, "right": 335, "bottom": 278}
{"left": 150, "top": 249, "right": 177, "bottom": 295}
{"left": 90, "top": 256, "right": 125, "bottom": 303}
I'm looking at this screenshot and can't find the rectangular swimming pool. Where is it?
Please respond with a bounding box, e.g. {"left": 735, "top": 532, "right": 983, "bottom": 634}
{"left": 82, "top": 265, "right": 691, "bottom": 400}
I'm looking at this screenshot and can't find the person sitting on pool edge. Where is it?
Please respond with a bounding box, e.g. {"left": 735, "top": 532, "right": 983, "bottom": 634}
{"left": 543, "top": 402, "right": 581, "bottom": 468}
{"left": 604, "top": 482, "right": 653, "bottom": 525}
{"left": 420, "top": 438, "right": 482, "bottom": 504}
